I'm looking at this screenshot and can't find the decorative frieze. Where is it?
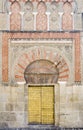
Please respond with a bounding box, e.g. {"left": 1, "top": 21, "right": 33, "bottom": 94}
{"left": 2, "top": 0, "right": 76, "bottom": 31}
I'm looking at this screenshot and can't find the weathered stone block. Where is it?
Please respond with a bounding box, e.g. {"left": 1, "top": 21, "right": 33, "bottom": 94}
{"left": 0, "top": 0, "right": 3, "bottom": 11}
{"left": 14, "top": 103, "right": 24, "bottom": 111}
{"left": 77, "top": 0, "right": 83, "bottom": 12}
{"left": 0, "top": 13, "right": 7, "bottom": 30}
{"left": 73, "top": 112, "right": 79, "bottom": 121}
{"left": 17, "top": 94, "right": 25, "bottom": 102}
{"left": 60, "top": 95, "right": 66, "bottom": 104}
{"left": 72, "top": 103, "right": 80, "bottom": 112}
{"left": 60, "top": 114, "right": 66, "bottom": 124}
{"left": 6, "top": 103, "right": 13, "bottom": 111}
{"left": 73, "top": 94, "right": 79, "bottom": 103}
{"left": 0, "top": 122, "right": 9, "bottom": 128}
{"left": 16, "top": 112, "right": 24, "bottom": 122}
{"left": 60, "top": 103, "right": 66, "bottom": 113}
{"left": 66, "top": 94, "right": 73, "bottom": 103}
{"left": 79, "top": 112, "right": 83, "bottom": 121}
{"left": 0, "top": 102, "right": 5, "bottom": 111}
{"left": 78, "top": 120, "right": 83, "bottom": 127}
{"left": 0, "top": 112, "right": 16, "bottom": 122}
{"left": 24, "top": 104, "right": 27, "bottom": 112}
{"left": 74, "top": 13, "right": 82, "bottom": 30}
{"left": 65, "top": 112, "right": 73, "bottom": 121}
{"left": 79, "top": 102, "right": 83, "bottom": 111}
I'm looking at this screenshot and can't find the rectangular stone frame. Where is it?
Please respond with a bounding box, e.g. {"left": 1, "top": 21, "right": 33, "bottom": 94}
{"left": 2, "top": 32, "right": 81, "bottom": 83}
{"left": 9, "top": 39, "right": 73, "bottom": 85}
{"left": 25, "top": 84, "right": 60, "bottom": 126}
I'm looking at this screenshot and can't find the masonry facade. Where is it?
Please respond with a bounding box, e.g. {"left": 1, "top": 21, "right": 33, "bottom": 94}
{"left": 0, "top": 0, "right": 83, "bottom": 129}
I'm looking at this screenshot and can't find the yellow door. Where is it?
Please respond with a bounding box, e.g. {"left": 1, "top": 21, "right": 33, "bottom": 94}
{"left": 42, "top": 86, "right": 54, "bottom": 124}
{"left": 28, "top": 87, "right": 41, "bottom": 124}
{"left": 28, "top": 85, "right": 54, "bottom": 125}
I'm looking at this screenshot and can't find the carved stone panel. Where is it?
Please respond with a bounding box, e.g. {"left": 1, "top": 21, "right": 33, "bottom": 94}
{"left": 49, "top": 1, "right": 60, "bottom": 30}
{"left": 23, "top": 1, "right": 34, "bottom": 30}
{"left": 8, "top": 39, "right": 73, "bottom": 85}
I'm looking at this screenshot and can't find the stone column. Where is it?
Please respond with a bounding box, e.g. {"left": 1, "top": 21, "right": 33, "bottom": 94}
{"left": 71, "top": 12, "right": 74, "bottom": 30}
{"left": 33, "top": 12, "right": 37, "bottom": 31}
{"left": 54, "top": 83, "right": 60, "bottom": 126}
{"left": 7, "top": 12, "right": 11, "bottom": 30}
{"left": 58, "top": 12, "right": 63, "bottom": 31}
{"left": 46, "top": 12, "right": 51, "bottom": 31}
{"left": 0, "top": 32, "right": 2, "bottom": 84}
{"left": 20, "top": 12, "right": 24, "bottom": 31}
{"left": 82, "top": 13, "right": 83, "bottom": 30}
{"left": 24, "top": 84, "right": 28, "bottom": 125}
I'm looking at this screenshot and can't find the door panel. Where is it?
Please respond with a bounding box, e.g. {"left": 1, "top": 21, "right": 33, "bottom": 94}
{"left": 28, "top": 87, "right": 41, "bottom": 124}
{"left": 28, "top": 85, "right": 54, "bottom": 125}
{"left": 42, "top": 86, "right": 54, "bottom": 124}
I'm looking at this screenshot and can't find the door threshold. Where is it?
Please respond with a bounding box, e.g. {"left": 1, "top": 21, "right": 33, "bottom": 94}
{"left": 28, "top": 124, "right": 56, "bottom": 128}
{"left": 26, "top": 125, "right": 60, "bottom": 130}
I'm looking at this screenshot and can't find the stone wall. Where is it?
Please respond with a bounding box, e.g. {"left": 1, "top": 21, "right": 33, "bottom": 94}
{"left": 0, "top": 84, "right": 83, "bottom": 128}
{"left": 0, "top": 13, "right": 7, "bottom": 30}
{"left": 0, "top": 84, "right": 26, "bottom": 128}
{"left": 0, "top": 33, "right": 2, "bottom": 83}
{"left": 59, "top": 83, "right": 83, "bottom": 128}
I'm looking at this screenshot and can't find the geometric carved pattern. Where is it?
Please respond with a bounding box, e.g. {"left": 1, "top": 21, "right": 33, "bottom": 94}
{"left": 36, "top": 1, "right": 47, "bottom": 30}
{"left": 50, "top": 1, "right": 59, "bottom": 30}
{"left": 8, "top": 0, "right": 76, "bottom": 31}
{"left": 10, "top": 1, "right": 21, "bottom": 30}
{"left": 62, "top": 2, "right": 73, "bottom": 30}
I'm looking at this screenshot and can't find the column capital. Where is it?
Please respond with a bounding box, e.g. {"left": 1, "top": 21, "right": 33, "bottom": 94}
{"left": 20, "top": 12, "right": 24, "bottom": 15}
{"left": 46, "top": 12, "right": 51, "bottom": 15}
{"left": 71, "top": 12, "right": 74, "bottom": 15}
{"left": 58, "top": 12, "right": 64, "bottom": 15}
{"left": 33, "top": 12, "right": 38, "bottom": 15}
{"left": 8, "top": 12, "right": 12, "bottom": 15}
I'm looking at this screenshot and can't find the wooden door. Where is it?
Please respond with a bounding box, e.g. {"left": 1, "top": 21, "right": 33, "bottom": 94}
{"left": 28, "top": 85, "right": 54, "bottom": 125}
